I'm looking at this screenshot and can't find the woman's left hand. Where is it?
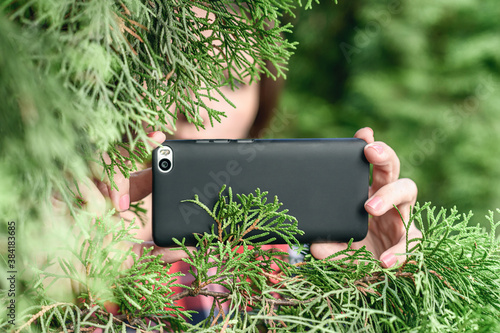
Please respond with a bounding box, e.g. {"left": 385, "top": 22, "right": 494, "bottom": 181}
{"left": 310, "top": 127, "right": 421, "bottom": 268}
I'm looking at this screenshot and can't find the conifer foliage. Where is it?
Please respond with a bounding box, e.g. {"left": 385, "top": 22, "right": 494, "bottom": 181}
{"left": 1, "top": 1, "right": 500, "bottom": 332}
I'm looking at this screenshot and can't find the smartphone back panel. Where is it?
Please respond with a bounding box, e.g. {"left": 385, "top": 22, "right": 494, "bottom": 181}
{"left": 152, "top": 138, "right": 369, "bottom": 247}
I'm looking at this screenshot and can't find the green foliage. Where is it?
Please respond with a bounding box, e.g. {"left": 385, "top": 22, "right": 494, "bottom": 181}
{"left": 0, "top": 0, "right": 296, "bottom": 328}
{"left": 2, "top": 0, "right": 500, "bottom": 332}
{"left": 114, "top": 248, "right": 191, "bottom": 329}
{"left": 4, "top": 189, "right": 500, "bottom": 332}
{"left": 172, "top": 187, "right": 304, "bottom": 330}
{"left": 28, "top": 210, "right": 142, "bottom": 305}
{"left": 179, "top": 186, "right": 304, "bottom": 248}
{"left": 263, "top": 203, "right": 500, "bottom": 332}
{"left": 0, "top": 0, "right": 296, "bottom": 221}
{"left": 279, "top": 0, "right": 500, "bottom": 223}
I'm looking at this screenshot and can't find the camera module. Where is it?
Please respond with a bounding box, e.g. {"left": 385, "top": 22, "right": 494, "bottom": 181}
{"left": 157, "top": 146, "right": 173, "bottom": 173}
{"left": 159, "top": 158, "right": 172, "bottom": 172}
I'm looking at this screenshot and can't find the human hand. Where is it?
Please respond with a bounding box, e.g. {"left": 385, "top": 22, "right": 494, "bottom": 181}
{"left": 92, "top": 131, "right": 166, "bottom": 212}
{"left": 310, "top": 127, "right": 421, "bottom": 268}
{"left": 88, "top": 131, "right": 194, "bottom": 264}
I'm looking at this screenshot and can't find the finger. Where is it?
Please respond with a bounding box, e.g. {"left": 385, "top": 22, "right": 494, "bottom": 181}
{"left": 354, "top": 127, "right": 374, "bottom": 144}
{"left": 145, "top": 131, "right": 166, "bottom": 148}
{"left": 103, "top": 301, "right": 120, "bottom": 315}
{"left": 364, "top": 141, "right": 401, "bottom": 194}
{"left": 96, "top": 132, "right": 166, "bottom": 211}
{"left": 309, "top": 242, "right": 349, "bottom": 260}
{"left": 89, "top": 150, "right": 130, "bottom": 212}
{"left": 115, "top": 131, "right": 166, "bottom": 204}
{"left": 379, "top": 227, "right": 422, "bottom": 268}
{"left": 365, "top": 178, "right": 418, "bottom": 220}
{"left": 108, "top": 170, "right": 131, "bottom": 212}
{"left": 129, "top": 168, "right": 153, "bottom": 202}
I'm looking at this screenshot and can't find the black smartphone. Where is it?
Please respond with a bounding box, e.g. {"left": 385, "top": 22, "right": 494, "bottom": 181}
{"left": 152, "top": 138, "right": 369, "bottom": 247}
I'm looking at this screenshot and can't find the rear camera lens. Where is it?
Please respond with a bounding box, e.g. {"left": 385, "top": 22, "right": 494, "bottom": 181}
{"left": 159, "top": 158, "right": 172, "bottom": 172}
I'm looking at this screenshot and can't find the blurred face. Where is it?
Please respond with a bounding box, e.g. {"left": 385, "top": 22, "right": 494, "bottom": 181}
{"left": 167, "top": 6, "right": 260, "bottom": 140}
{"left": 170, "top": 76, "right": 260, "bottom": 140}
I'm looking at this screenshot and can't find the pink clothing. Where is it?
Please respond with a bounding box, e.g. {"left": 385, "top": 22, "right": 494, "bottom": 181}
{"left": 168, "top": 244, "right": 290, "bottom": 324}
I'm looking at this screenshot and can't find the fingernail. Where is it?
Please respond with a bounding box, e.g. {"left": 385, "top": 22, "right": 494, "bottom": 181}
{"left": 147, "top": 132, "right": 157, "bottom": 138}
{"left": 119, "top": 194, "right": 130, "bottom": 211}
{"left": 381, "top": 254, "right": 397, "bottom": 268}
{"left": 367, "top": 144, "right": 384, "bottom": 155}
{"left": 366, "top": 196, "right": 383, "bottom": 211}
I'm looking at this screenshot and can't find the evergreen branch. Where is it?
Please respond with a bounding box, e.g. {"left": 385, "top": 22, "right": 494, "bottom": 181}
{"left": 94, "top": 309, "right": 151, "bottom": 333}
{"left": 4, "top": 1, "right": 500, "bottom": 331}
{"left": 1, "top": 0, "right": 298, "bottom": 200}
{"left": 170, "top": 287, "right": 320, "bottom": 308}
{"left": 16, "top": 194, "right": 500, "bottom": 332}
{"left": 127, "top": 200, "right": 148, "bottom": 226}
{"left": 172, "top": 190, "right": 500, "bottom": 331}
{"left": 14, "top": 303, "right": 71, "bottom": 333}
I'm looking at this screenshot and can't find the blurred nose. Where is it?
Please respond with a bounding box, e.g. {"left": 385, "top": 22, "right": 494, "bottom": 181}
{"left": 177, "top": 109, "right": 189, "bottom": 124}
{"left": 179, "top": 86, "right": 214, "bottom": 125}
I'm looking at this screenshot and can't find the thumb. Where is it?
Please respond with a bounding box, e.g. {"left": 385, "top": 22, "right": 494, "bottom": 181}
{"left": 129, "top": 168, "right": 153, "bottom": 203}
{"left": 310, "top": 242, "right": 349, "bottom": 260}
{"left": 380, "top": 226, "right": 422, "bottom": 268}
{"left": 379, "top": 240, "right": 407, "bottom": 268}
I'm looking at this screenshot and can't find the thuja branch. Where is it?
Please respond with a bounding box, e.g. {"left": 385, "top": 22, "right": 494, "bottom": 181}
{"left": 170, "top": 192, "right": 500, "bottom": 332}
{"left": 170, "top": 287, "right": 319, "bottom": 308}
{"left": 14, "top": 194, "right": 500, "bottom": 332}
{"left": 1, "top": 0, "right": 298, "bottom": 212}
{"left": 14, "top": 303, "right": 70, "bottom": 333}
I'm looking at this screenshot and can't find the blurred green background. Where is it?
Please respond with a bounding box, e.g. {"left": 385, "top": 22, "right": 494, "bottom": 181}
{"left": 273, "top": 0, "right": 500, "bottom": 225}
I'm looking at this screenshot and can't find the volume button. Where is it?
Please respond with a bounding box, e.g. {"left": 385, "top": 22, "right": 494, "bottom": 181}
{"left": 213, "top": 139, "right": 230, "bottom": 143}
